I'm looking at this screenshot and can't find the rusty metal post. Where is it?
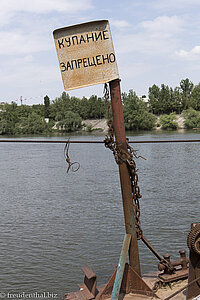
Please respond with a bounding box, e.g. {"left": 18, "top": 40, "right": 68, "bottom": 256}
{"left": 109, "top": 79, "right": 141, "bottom": 276}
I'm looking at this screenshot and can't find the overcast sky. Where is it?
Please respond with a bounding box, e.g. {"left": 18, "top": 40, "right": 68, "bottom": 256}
{"left": 1, "top": 0, "right": 200, "bottom": 105}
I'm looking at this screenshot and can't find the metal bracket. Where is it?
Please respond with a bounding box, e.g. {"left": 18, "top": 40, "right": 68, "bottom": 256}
{"left": 187, "top": 223, "right": 200, "bottom": 300}
{"left": 78, "top": 265, "right": 98, "bottom": 299}
{"left": 64, "top": 265, "right": 98, "bottom": 300}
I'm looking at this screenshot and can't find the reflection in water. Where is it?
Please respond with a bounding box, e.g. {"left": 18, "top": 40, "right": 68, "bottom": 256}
{"left": 0, "top": 132, "right": 199, "bottom": 297}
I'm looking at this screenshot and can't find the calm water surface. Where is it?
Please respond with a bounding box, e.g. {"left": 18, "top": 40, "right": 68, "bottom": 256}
{"left": 0, "top": 130, "right": 199, "bottom": 298}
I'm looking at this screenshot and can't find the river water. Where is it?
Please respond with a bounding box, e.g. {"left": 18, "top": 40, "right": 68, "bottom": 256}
{"left": 0, "top": 130, "right": 199, "bottom": 298}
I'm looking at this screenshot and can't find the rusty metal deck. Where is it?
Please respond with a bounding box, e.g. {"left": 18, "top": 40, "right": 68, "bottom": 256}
{"left": 107, "top": 273, "right": 188, "bottom": 300}
{"left": 64, "top": 270, "right": 189, "bottom": 300}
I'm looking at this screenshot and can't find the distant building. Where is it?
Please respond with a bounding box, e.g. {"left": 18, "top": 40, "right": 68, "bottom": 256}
{"left": 140, "top": 96, "right": 149, "bottom": 106}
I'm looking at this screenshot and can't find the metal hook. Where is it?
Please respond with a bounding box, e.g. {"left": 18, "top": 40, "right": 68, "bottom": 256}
{"left": 64, "top": 138, "right": 80, "bottom": 173}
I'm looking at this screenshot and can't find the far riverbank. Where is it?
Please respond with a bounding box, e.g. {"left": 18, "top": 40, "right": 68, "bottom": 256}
{"left": 81, "top": 114, "right": 186, "bottom": 132}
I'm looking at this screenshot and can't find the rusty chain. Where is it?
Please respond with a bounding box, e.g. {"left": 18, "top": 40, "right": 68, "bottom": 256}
{"left": 127, "top": 142, "right": 144, "bottom": 239}
{"left": 103, "top": 84, "right": 176, "bottom": 276}
{"left": 103, "top": 83, "right": 144, "bottom": 240}
{"left": 103, "top": 83, "right": 176, "bottom": 275}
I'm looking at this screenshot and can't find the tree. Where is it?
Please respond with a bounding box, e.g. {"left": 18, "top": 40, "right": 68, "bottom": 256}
{"left": 32, "top": 104, "right": 44, "bottom": 117}
{"left": 78, "top": 97, "right": 90, "bottom": 119}
{"left": 160, "top": 84, "right": 171, "bottom": 114}
{"left": 57, "top": 111, "right": 82, "bottom": 132}
{"left": 190, "top": 83, "right": 200, "bottom": 111}
{"left": 123, "top": 90, "right": 156, "bottom": 130}
{"left": 19, "top": 112, "right": 49, "bottom": 134}
{"left": 172, "top": 87, "right": 182, "bottom": 114}
{"left": 180, "top": 78, "right": 194, "bottom": 109}
{"left": 183, "top": 108, "right": 200, "bottom": 129}
{"left": 148, "top": 84, "right": 162, "bottom": 114}
{"left": 86, "top": 95, "right": 105, "bottom": 119}
{"left": 44, "top": 95, "right": 50, "bottom": 118}
{"left": 0, "top": 102, "right": 19, "bottom": 134}
{"left": 160, "top": 113, "right": 178, "bottom": 130}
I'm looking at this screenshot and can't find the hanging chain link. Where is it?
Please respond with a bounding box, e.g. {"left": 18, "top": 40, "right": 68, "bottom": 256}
{"left": 127, "top": 142, "right": 144, "bottom": 239}
{"left": 103, "top": 83, "right": 144, "bottom": 240}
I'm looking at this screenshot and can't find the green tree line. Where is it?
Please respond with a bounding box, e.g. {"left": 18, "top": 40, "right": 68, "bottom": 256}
{"left": 148, "top": 78, "right": 200, "bottom": 114}
{"left": 0, "top": 93, "right": 106, "bottom": 135}
{"left": 0, "top": 78, "right": 200, "bottom": 135}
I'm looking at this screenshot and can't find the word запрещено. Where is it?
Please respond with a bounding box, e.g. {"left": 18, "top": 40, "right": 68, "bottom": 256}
{"left": 60, "top": 53, "right": 116, "bottom": 72}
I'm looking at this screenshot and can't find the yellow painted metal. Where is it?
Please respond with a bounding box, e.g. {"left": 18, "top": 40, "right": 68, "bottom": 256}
{"left": 53, "top": 20, "right": 119, "bottom": 91}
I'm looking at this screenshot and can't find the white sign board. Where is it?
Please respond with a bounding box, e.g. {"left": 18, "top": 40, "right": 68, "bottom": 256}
{"left": 53, "top": 20, "right": 119, "bottom": 91}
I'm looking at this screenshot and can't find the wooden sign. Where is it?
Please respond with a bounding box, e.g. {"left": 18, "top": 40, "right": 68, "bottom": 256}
{"left": 53, "top": 20, "right": 119, "bottom": 91}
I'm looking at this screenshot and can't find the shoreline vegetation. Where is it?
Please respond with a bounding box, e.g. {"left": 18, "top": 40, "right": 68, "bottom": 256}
{"left": 81, "top": 114, "right": 191, "bottom": 133}
{"left": 1, "top": 78, "right": 200, "bottom": 136}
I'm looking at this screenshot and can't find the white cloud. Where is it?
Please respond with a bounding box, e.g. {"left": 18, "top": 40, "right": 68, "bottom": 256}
{"left": 0, "top": 11, "right": 13, "bottom": 27}
{"left": 115, "top": 16, "right": 183, "bottom": 56}
{"left": 153, "top": 0, "right": 200, "bottom": 11}
{"left": 0, "top": 31, "right": 51, "bottom": 55}
{"left": 0, "top": 57, "right": 62, "bottom": 103}
{"left": 111, "top": 19, "right": 130, "bottom": 29}
{"left": 1, "top": 0, "right": 200, "bottom": 101}
{"left": 0, "top": 0, "right": 93, "bottom": 28}
{"left": 0, "top": 0, "right": 94, "bottom": 55}
{"left": 175, "top": 45, "right": 200, "bottom": 60}
{"left": 24, "top": 55, "right": 34, "bottom": 62}
{"left": 140, "top": 15, "right": 183, "bottom": 36}
{"left": 1, "top": 0, "right": 93, "bottom": 14}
